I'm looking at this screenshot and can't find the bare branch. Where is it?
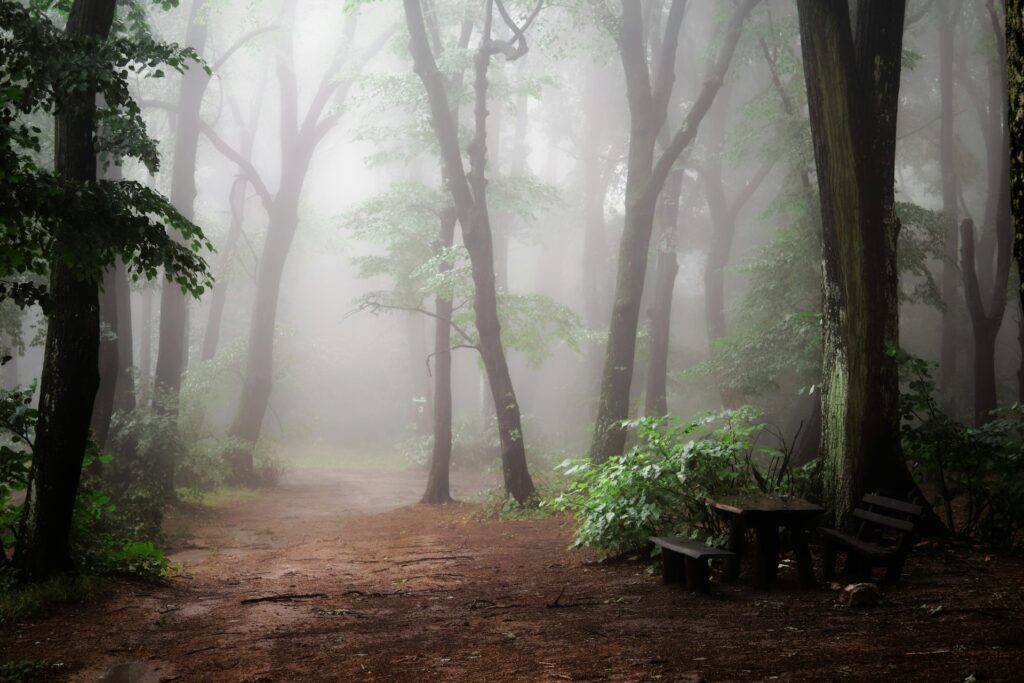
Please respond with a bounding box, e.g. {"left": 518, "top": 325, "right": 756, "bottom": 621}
{"left": 211, "top": 25, "right": 279, "bottom": 73}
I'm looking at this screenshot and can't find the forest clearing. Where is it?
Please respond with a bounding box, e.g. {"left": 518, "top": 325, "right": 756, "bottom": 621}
{"left": 3, "top": 466, "right": 1023, "bottom": 682}
{"left": 3, "top": 0, "right": 1024, "bottom": 680}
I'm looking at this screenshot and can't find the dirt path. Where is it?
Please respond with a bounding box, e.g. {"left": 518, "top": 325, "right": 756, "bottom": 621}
{"left": 1, "top": 467, "right": 1022, "bottom": 682}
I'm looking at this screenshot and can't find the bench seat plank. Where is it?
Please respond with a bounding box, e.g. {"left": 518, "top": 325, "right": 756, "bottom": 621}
{"left": 862, "top": 493, "right": 923, "bottom": 516}
{"left": 852, "top": 508, "right": 915, "bottom": 532}
{"left": 820, "top": 528, "right": 894, "bottom": 559}
{"left": 650, "top": 536, "right": 735, "bottom": 559}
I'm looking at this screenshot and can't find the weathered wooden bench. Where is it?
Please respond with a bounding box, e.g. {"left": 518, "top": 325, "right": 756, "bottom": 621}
{"left": 821, "top": 493, "right": 922, "bottom": 584}
{"left": 650, "top": 536, "right": 735, "bottom": 593}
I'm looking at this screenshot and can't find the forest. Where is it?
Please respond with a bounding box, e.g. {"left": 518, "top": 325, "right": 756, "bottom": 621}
{"left": 1, "top": 0, "right": 1023, "bottom": 680}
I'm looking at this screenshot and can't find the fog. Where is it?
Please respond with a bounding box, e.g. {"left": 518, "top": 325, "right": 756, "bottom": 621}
{"left": 4, "top": 0, "right": 1019, "bottom": 480}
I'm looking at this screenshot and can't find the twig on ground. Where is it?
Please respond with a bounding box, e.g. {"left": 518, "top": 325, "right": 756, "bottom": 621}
{"left": 240, "top": 592, "right": 327, "bottom": 604}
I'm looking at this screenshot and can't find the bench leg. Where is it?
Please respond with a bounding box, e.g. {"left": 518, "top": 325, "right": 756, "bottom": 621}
{"left": 822, "top": 538, "right": 837, "bottom": 580}
{"left": 754, "top": 524, "right": 780, "bottom": 589}
{"left": 662, "top": 550, "right": 687, "bottom": 584}
{"left": 725, "top": 517, "right": 744, "bottom": 581}
{"left": 684, "top": 557, "right": 710, "bottom": 593}
{"left": 790, "top": 525, "right": 816, "bottom": 589}
{"left": 884, "top": 558, "right": 905, "bottom": 584}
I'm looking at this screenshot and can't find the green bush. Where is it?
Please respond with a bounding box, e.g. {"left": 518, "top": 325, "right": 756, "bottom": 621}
{"left": 897, "top": 350, "right": 1024, "bottom": 548}
{"left": 548, "top": 407, "right": 812, "bottom": 559}
{"left": 0, "top": 385, "right": 34, "bottom": 566}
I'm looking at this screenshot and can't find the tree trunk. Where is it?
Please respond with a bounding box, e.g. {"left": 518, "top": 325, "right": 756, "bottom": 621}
{"left": 581, "top": 64, "right": 612, "bottom": 392}
{"left": 90, "top": 268, "right": 119, "bottom": 449}
{"left": 404, "top": 0, "right": 535, "bottom": 502}
{"left": 590, "top": 0, "right": 755, "bottom": 463}
{"left": 961, "top": 218, "right": 1011, "bottom": 424}
{"left": 797, "top": 0, "right": 920, "bottom": 523}
{"left": 15, "top": 0, "right": 117, "bottom": 579}
{"left": 422, "top": 208, "right": 457, "bottom": 504}
{"left": 112, "top": 259, "right": 135, "bottom": 414}
{"left": 406, "top": 311, "right": 432, "bottom": 434}
{"left": 228, "top": 189, "right": 303, "bottom": 481}
{"left": 202, "top": 176, "right": 247, "bottom": 362}
{"left": 938, "top": 4, "right": 961, "bottom": 409}
{"left": 643, "top": 167, "right": 683, "bottom": 417}
{"left": 154, "top": 0, "right": 210, "bottom": 422}
{"left": 1010, "top": 0, "right": 1024, "bottom": 401}
{"left": 139, "top": 286, "right": 153, "bottom": 386}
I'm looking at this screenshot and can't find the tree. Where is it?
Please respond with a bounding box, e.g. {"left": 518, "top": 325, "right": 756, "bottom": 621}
{"left": 589, "top": 0, "right": 758, "bottom": 463}
{"left": 700, "top": 83, "right": 773, "bottom": 407}
{"left": 959, "top": 2, "right": 1013, "bottom": 424}
{"left": 1, "top": 0, "right": 211, "bottom": 577}
{"left": 796, "top": 0, "right": 922, "bottom": 521}
{"left": 1010, "top": 0, "right": 1024, "bottom": 403}
{"left": 195, "top": 3, "right": 394, "bottom": 481}
{"left": 152, "top": 0, "right": 211, "bottom": 428}
{"left": 937, "top": 2, "right": 962, "bottom": 408}
{"left": 403, "top": 0, "right": 542, "bottom": 502}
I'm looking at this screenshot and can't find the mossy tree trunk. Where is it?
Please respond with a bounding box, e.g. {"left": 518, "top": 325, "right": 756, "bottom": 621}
{"left": 796, "top": 0, "right": 920, "bottom": 523}
{"left": 1006, "top": 0, "right": 1024, "bottom": 402}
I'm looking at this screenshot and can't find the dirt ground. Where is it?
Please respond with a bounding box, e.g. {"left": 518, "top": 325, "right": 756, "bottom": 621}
{"left": 1, "top": 467, "right": 1022, "bottom": 682}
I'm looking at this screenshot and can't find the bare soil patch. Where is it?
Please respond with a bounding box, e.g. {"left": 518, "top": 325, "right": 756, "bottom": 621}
{"left": 1, "top": 467, "right": 1022, "bottom": 682}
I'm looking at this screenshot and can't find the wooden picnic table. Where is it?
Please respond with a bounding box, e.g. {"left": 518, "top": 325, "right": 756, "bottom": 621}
{"left": 706, "top": 494, "right": 824, "bottom": 589}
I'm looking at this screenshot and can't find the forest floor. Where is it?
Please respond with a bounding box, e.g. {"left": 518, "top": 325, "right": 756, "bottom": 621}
{"left": 1, "top": 466, "right": 1022, "bottom": 683}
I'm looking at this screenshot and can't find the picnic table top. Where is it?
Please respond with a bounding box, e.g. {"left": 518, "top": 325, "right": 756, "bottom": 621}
{"left": 706, "top": 494, "right": 824, "bottom": 517}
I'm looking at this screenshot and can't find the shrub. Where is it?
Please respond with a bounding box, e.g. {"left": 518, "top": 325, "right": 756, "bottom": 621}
{"left": 897, "top": 350, "right": 1024, "bottom": 548}
{"left": 549, "top": 407, "right": 812, "bottom": 559}
{"left": 0, "top": 385, "right": 35, "bottom": 567}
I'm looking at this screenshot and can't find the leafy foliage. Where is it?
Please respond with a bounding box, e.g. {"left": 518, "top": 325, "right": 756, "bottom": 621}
{"left": 0, "top": 0, "right": 213, "bottom": 309}
{"left": 343, "top": 180, "right": 582, "bottom": 368}
{"left": 896, "top": 350, "right": 1024, "bottom": 549}
{"left": 0, "top": 385, "right": 36, "bottom": 565}
{"left": 548, "top": 408, "right": 813, "bottom": 558}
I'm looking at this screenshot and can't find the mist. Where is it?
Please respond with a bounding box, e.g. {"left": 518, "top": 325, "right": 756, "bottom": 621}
{"left": 2, "top": 0, "right": 1023, "bottom": 679}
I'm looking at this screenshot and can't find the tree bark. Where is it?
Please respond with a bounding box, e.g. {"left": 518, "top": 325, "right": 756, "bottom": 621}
{"left": 960, "top": 3, "right": 1012, "bottom": 424}
{"left": 90, "top": 268, "right": 118, "bottom": 450}
{"left": 139, "top": 286, "right": 153, "bottom": 386}
{"left": 581, "top": 63, "right": 613, "bottom": 391}
{"left": 154, "top": 0, "right": 210, "bottom": 431}
{"left": 938, "top": 3, "right": 961, "bottom": 409}
{"left": 15, "top": 0, "right": 117, "bottom": 578}
{"left": 112, "top": 259, "right": 135, "bottom": 414}
{"left": 404, "top": 0, "right": 536, "bottom": 502}
{"left": 796, "top": 0, "right": 920, "bottom": 523}
{"left": 643, "top": 167, "right": 683, "bottom": 417}
{"left": 422, "top": 208, "right": 457, "bottom": 504}
{"left": 961, "top": 218, "right": 1011, "bottom": 423}
{"left": 590, "top": 0, "right": 757, "bottom": 463}
{"left": 1010, "top": 0, "right": 1024, "bottom": 402}
{"left": 228, "top": 188, "right": 303, "bottom": 480}
{"left": 200, "top": 176, "right": 245, "bottom": 362}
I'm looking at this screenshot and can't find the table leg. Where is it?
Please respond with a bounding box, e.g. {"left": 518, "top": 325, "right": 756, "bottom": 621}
{"left": 726, "top": 516, "right": 744, "bottom": 581}
{"left": 790, "top": 524, "right": 816, "bottom": 589}
{"left": 754, "top": 524, "right": 780, "bottom": 589}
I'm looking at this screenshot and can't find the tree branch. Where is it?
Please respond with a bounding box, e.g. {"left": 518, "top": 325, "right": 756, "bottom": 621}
{"left": 960, "top": 218, "right": 991, "bottom": 323}
{"left": 644, "top": 0, "right": 759, "bottom": 207}
{"left": 197, "top": 122, "right": 274, "bottom": 211}
{"left": 211, "top": 25, "right": 279, "bottom": 73}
